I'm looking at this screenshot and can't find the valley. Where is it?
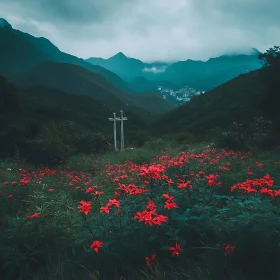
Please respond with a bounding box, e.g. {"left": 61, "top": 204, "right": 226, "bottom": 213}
{"left": 0, "top": 4, "right": 280, "bottom": 279}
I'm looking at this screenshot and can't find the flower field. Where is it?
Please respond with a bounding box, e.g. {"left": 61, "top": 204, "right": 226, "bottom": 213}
{"left": 1, "top": 147, "right": 280, "bottom": 280}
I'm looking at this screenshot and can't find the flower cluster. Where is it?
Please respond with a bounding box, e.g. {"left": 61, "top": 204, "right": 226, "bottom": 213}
{"left": 134, "top": 200, "right": 168, "bottom": 226}
{"left": 100, "top": 199, "right": 121, "bottom": 214}
{"left": 231, "top": 174, "right": 276, "bottom": 197}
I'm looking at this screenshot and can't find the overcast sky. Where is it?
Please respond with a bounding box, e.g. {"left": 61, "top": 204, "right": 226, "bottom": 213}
{"left": 0, "top": 0, "right": 279, "bottom": 62}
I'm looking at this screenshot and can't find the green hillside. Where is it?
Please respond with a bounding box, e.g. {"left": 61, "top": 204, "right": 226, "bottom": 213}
{"left": 11, "top": 61, "right": 174, "bottom": 116}
{"left": 153, "top": 69, "right": 265, "bottom": 134}
{"left": 0, "top": 75, "right": 147, "bottom": 162}
{"left": 17, "top": 31, "right": 132, "bottom": 93}
{"left": 153, "top": 48, "right": 280, "bottom": 146}
{"left": 0, "top": 28, "right": 53, "bottom": 75}
{"left": 0, "top": 19, "right": 132, "bottom": 93}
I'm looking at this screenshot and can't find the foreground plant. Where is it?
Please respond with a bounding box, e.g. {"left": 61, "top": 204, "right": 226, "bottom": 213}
{"left": 1, "top": 147, "right": 280, "bottom": 279}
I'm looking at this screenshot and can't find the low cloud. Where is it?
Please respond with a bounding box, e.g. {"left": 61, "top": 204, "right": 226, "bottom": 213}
{"left": 142, "top": 66, "right": 167, "bottom": 74}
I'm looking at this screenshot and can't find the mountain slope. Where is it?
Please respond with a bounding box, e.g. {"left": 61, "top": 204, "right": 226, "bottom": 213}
{"left": 152, "top": 68, "right": 268, "bottom": 135}
{"left": 11, "top": 61, "right": 174, "bottom": 116}
{"left": 19, "top": 31, "right": 133, "bottom": 93}
{"left": 0, "top": 18, "right": 132, "bottom": 93}
{"left": 0, "top": 27, "right": 53, "bottom": 76}
{"left": 0, "top": 74, "right": 147, "bottom": 160}
{"left": 86, "top": 52, "right": 146, "bottom": 79}
{"left": 86, "top": 51, "right": 262, "bottom": 91}
{"left": 151, "top": 53, "right": 262, "bottom": 90}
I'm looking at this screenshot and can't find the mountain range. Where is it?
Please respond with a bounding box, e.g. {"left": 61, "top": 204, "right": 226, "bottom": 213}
{"left": 86, "top": 49, "right": 262, "bottom": 91}
{"left": 0, "top": 18, "right": 173, "bottom": 117}
{"left": 1, "top": 17, "right": 279, "bottom": 160}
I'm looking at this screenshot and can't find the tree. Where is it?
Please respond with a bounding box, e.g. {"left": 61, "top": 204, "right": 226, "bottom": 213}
{"left": 258, "top": 46, "right": 280, "bottom": 67}
{"left": 0, "top": 75, "right": 19, "bottom": 113}
{"left": 258, "top": 46, "right": 280, "bottom": 120}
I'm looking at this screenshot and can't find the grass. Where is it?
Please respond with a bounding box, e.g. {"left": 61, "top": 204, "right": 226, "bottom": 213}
{"left": 1, "top": 140, "right": 280, "bottom": 280}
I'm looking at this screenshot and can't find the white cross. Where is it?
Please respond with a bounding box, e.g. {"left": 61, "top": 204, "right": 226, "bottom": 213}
{"left": 108, "top": 111, "right": 127, "bottom": 152}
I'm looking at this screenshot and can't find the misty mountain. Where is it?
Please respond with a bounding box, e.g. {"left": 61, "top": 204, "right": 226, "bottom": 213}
{"left": 152, "top": 57, "right": 279, "bottom": 136}
{"left": 10, "top": 61, "right": 174, "bottom": 116}
{"left": 86, "top": 49, "right": 262, "bottom": 91}
{"left": 0, "top": 18, "right": 132, "bottom": 93}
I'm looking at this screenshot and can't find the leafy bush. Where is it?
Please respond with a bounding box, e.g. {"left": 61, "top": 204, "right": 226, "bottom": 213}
{"left": 126, "top": 131, "right": 151, "bottom": 148}
{"left": 169, "top": 132, "right": 196, "bottom": 144}
{"left": 22, "top": 121, "right": 113, "bottom": 164}
{"left": 214, "top": 117, "right": 273, "bottom": 150}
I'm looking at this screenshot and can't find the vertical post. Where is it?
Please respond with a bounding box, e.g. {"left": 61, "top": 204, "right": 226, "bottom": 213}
{"left": 113, "top": 112, "right": 117, "bottom": 152}
{"left": 120, "top": 110, "right": 124, "bottom": 151}
{"left": 109, "top": 112, "right": 126, "bottom": 152}
{"left": 109, "top": 113, "right": 120, "bottom": 152}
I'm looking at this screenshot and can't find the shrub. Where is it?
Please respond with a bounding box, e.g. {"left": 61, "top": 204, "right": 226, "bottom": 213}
{"left": 170, "top": 132, "right": 196, "bottom": 144}
{"left": 126, "top": 131, "right": 151, "bottom": 147}
{"left": 214, "top": 117, "right": 273, "bottom": 150}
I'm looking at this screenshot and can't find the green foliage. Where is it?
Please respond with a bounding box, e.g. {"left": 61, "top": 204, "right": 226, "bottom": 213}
{"left": 0, "top": 77, "right": 151, "bottom": 164}
{"left": 168, "top": 132, "right": 196, "bottom": 144}
{"left": 153, "top": 45, "right": 280, "bottom": 150}
{"left": 142, "top": 138, "right": 177, "bottom": 153}
{"left": 258, "top": 46, "right": 280, "bottom": 67}
{"left": 214, "top": 117, "right": 273, "bottom": 150}
{"left": 0, "top": 75, "right": 19, "bottom": 113}
{"left": 126, "top": 131, "right": 151, "bottom": 147}
{"left": 1, "top": 146, "right": 280, "bottom": 279}
{"left": 25, "top": 121, "right": 112, "bottom": 164}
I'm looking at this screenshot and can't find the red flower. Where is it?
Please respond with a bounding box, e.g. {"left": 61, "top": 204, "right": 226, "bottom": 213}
{"left": 90, "top": 240, "right": 103, "bottom": 253}
{"left": 77, "top": 200, "right": 92, "bottom": 216}
{"left": 205, "top": 174, "right": 220, "bottom": 186}
{"left": 93, "top": 191, "right": 104, "bottom": 196}
{"left": 221, "top": 244, "right": 236, "bottom": 256}
{"left": 134, "top": 210, "right": 155, "bottom": 226}
{"left": 85, "top": 185, "right": 97, "bottom": 194}
{"left": 162, "top": 193, "right": 174, "bottom": 200}
{"left": 170, "top": 243, "right": 183, "bottom": 257}
{"left": 108, "top": 199, "right": 120, "bottom": 208}
{"left": 146, "top": 200, "right": 156, "bottom": 210}
{"left": 145, "top": 253, "right": 156, "bottom": 266}
{"left": 275, "top": 190, "right": 280, "bottom": 196}
{"left": 164, "top": 201, "right": 179, "bottom": 210}
{"left": 27, "top": 213, "right": 40, "bottom": 219}
{"left": 152, "top": 214, "right": 168, "bottom": 225}
{"left": 48, "top": 188, "right": 54, "bottom": 192}
{"left": 114, "top": 192, "right": 121, "bottom": 197}
{"left": 100, "top": 205, "right": 110, "bottom": 214}
{"left": 177, "top": 180, "right": 192, "bottom": 189}
{"left": 20, "top": 178, "right": 29, "bottom": 184}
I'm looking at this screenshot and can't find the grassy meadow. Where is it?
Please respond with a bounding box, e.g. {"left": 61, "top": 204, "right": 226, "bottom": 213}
{"left": 1, "top": 139, "right": 280, "bottom": 280}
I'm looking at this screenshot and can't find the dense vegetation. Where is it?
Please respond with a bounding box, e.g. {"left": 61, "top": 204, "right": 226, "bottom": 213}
{"left": 0, "top": 75, "right": 149, "bottom": 164}
{"left": 153, "top": 46, "right": 280, "bottom": 150}
{"left": 1, "top": 142, "right": 280, "bottom": 279}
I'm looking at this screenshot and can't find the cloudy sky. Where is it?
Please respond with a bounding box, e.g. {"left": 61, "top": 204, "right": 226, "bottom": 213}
{"left": 0, "top": 0, "right": 280, "bottom": 62}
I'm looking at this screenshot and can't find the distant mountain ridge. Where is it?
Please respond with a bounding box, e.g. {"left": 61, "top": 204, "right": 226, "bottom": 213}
{"left": 10, "top": 61, "right": 173, "bottom": 116}
{"left": 0, "top": 18, "right": 132, "bottom": 93}
{"left": 152, "top": 66, "right": 270, "bottom": 136}
{"left": 86, "top": 48, "right": 262, "bottom": 91}
{"left": 0, "top": 18, "right": 173, "bottom": 117}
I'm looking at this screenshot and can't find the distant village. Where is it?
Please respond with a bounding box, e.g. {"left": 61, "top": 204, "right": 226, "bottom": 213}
{"left": 156, "top": 85, "right": 205, "bottom": 105}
